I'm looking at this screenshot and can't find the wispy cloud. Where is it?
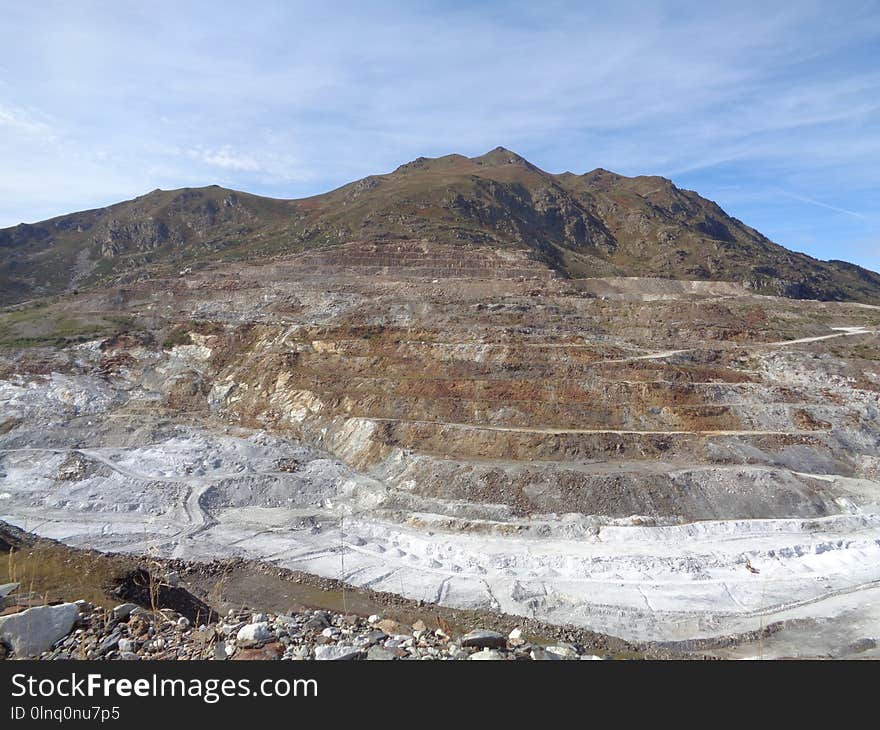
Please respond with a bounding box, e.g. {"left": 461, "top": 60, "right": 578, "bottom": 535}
{"left": 773, "top": 189, "right": 870, "bottom": 221}
{"left": 0, "top": 104, "right": 57, "bottom": 140}
{"left": 188, "top": 146, "right": 261, "bottom": 173}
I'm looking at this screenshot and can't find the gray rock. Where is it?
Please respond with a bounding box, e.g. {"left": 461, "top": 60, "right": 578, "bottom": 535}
{"left": 460, "top": 629, "right": 506, "bottom": 649}
{"left": 314, "top": 644, "right": 362, "bottom": 661}
{"left": 544, "top": 644, "right": 578, "bottom": 659}
{"left": 304, "top": 613, "right": 331, "bottom": 631}
{"left": 384, "top": 635, "right": 413, "bottom": 649}
{"left": 112, "top": 603, "right": 139, "bottom": 620}
{"left": 363, "top": 630, "right": 388, "bottom": 645}
{"left": 366, "top": 645, "right": 397, "bottom": 660}
{"left": 118, "top": 651, "right": 140, "bottom": 661}
{"left": 118, "top": 638, "right": 136, "bottom": 653}
{"left": 96, "top": 631, "right": 122, "bottom": 656}
{"left": 218, "top": 621, "right": 245, "bottom": 636}
{"left": 0, "top": 583, "right": 20, "bottom": 600}
{"left": 0, "top": 603, "right": 79, "bottom": 657}
{"left": 530, "top": 647, "right": 564, "bottom": 660}
{"left": 469, "top": 648, "right": 505, "bottom": 660}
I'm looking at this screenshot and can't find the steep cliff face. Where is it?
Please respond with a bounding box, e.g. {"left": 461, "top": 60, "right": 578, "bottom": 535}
{"left": 2, "top": 147, "right": 879, "bottom": 305}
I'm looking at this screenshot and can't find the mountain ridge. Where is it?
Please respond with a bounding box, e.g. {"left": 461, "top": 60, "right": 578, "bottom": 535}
{"left": 2, "top": 147, "right": 879, "bottom": 305}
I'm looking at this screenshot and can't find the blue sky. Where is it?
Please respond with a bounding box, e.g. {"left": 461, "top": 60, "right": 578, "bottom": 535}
{"left": 1, "top": 1, "right": 878, "bottom": 270}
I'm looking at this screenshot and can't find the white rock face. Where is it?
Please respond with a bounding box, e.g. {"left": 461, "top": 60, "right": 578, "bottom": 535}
{"left": 5, "top": 324, "right": 880, "bottom": 658}
{"left": 0, "top": 603, "right": 79, "bottom": 656}
{"left": 0, "top": 374, "right": 117, "bottom": 420}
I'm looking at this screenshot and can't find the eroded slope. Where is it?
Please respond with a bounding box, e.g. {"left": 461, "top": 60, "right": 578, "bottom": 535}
{"left": 2, "top": 242, "right": 880, "bottom": 655}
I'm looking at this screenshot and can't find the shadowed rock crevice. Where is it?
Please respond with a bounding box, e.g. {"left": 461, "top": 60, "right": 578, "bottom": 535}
{"left": 109, "top": 568, "right": 218, "bottom": 625}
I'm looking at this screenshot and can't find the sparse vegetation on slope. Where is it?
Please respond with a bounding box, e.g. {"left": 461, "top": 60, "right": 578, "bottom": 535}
{"left": 2, "top": 148, "right": 879, "bottom": 305}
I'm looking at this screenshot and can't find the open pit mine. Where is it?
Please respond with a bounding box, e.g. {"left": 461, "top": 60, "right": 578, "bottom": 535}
{"left": 2, "top": 149, "right": 880, "bottom": 658}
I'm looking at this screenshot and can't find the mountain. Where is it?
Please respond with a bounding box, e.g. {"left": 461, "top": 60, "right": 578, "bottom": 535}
{"left": 2, "top": 147, "right": 879, "bottom": 305}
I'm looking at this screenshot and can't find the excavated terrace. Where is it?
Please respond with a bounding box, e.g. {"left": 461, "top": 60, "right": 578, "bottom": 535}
{"left": 2, "top": 242, "right": 880, "bottom": 657}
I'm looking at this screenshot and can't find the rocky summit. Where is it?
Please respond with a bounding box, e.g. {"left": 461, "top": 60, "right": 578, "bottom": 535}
{"left": 2, "top": 150, "right": 880, "bottom": 660}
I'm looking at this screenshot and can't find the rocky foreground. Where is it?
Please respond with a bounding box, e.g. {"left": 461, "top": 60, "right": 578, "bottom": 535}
{"left": 0, "top": 579, "right": 605, "bottom": 661}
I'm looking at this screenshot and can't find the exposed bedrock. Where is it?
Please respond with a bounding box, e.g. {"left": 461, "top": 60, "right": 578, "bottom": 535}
{"left": 2, "top": 251, "right": 880, "bottom": 653}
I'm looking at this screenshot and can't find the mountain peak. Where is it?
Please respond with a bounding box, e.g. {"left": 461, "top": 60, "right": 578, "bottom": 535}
{"left": 2, "top": 151, "right": 880, "bottom": 306}
{"left": 471, "top": 146, "right": 533, "bottom": 168}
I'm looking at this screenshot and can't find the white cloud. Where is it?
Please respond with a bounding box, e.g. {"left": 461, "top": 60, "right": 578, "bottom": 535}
{"left": 0, "top": 104, "right": 57, "bottom": 140}
{"left": 188, "top": 146, "right": 261, "bottom": 172}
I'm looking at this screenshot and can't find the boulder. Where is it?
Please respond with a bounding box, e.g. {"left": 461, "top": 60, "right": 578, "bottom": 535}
{"left": 460, "top": 629, "right": 506, "bottom": 649}
{"left": 112, "top": 603, "right": 139, "bottom": 620}
{"left": 236, "top": 622, "right": 271, "bottom": 644}
{"left": 0, "top": 603, "right": 79, "bottom": 656}
{"left": 544, "top": 644, "right": 578, "bottom": 659}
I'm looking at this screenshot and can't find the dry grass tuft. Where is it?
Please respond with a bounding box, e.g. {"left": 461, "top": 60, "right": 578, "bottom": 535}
{"left": 1, "top": 543, "right": 133, "bottom": 606}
